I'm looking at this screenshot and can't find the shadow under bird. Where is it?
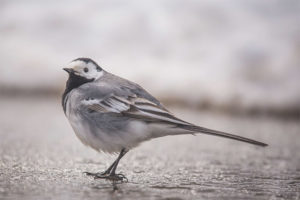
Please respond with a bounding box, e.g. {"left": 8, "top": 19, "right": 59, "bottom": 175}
{"left": 62, "top": 58, "right": 268, "bottom": 182}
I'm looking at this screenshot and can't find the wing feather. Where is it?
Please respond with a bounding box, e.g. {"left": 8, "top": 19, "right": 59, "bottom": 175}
{"left": 81, "top": 94, "right": 190, "bottom": 125}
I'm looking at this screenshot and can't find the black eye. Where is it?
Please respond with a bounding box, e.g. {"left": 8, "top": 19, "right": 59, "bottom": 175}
{"left": 83, "top": 67, "right": 89, "bottom": 73}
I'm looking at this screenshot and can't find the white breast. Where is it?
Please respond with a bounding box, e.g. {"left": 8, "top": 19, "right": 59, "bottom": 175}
{"left": 67, "top": 116, "right": 151, "bottom": 153}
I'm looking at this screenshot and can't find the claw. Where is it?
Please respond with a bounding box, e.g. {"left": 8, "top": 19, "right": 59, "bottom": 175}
{"left": 84, "top": 171, "right": 109, "bottom": 176}
{"left": 95, "top": 173, "right": 128, "bottom": 183}
{"left": 84, "top": 171, "right": 95, "bottom": 176}
{"left": 84, "top": 171, "right": 128, "bottom": 183}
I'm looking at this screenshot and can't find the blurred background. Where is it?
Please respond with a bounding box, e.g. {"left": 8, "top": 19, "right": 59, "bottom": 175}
{"left": 1, "top": 0, "right": 299, "bottom": 117}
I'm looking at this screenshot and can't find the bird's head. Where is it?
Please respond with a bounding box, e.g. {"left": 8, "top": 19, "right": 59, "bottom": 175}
{"left": 63, "top": 58, "right": 103, "bottom": 81}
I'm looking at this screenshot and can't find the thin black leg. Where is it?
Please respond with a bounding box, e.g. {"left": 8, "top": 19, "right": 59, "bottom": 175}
{"left": 102, "top": 160, "right": 117, "bottom": 175}
{"left": 85, "top": 148, "right": 129, "bottom": 182}
{"left": 110, "top": 149, "right": 128, "bottom": 175}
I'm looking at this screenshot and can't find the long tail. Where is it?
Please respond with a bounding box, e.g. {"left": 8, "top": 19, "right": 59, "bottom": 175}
{"left": 177, "top": 124, "right": 268, "bottom": 147}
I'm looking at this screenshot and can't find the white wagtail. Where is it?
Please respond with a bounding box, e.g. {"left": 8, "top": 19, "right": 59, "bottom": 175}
{"left": 62, "top": 58, "right": 267, "bottom": 182}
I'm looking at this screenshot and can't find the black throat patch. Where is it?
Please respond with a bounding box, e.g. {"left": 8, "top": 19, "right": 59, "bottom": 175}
{"left": 62, "top": 73, "right": 94, "bottom": 113}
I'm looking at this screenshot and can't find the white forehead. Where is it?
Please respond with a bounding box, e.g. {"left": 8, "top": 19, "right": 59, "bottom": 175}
{"left": 67, "top": 60, "right": 96, "bottom": 70}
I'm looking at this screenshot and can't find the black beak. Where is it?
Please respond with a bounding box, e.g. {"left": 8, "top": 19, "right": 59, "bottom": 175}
{"left": 63, "top": 68, "right": 74, "bottom": 74}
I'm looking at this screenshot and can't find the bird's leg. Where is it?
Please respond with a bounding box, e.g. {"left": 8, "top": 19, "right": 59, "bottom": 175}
{"left": 85, "top": 149, "right": 128, "bottom": 182}
{"left": 107, "top": 149, "right": 128, "bottom": 181}
{"left": 85, "top": 150, "right": 125, "bottom": 176}
{"left": 101, "top": 160, "right": 117, "bottom": 175}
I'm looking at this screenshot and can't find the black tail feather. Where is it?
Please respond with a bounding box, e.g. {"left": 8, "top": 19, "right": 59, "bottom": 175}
{"left": 178, "top": 124, "right": 268, "bottom": 147}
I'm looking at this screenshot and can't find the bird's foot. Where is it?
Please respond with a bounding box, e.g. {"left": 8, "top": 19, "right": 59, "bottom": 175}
{"left": 95, "top": 173, "right": 128, "bottom": 183}
{"left": 84, "top": 171, "right": 109, "bottom": 177}
{"left": 84, "top": 171, "right": 128, "bottom": 183}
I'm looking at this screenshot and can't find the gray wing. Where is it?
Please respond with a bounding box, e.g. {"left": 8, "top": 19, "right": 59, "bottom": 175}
{"left": 81, "top": 92, "right": 191, "bottom": 125}
{"left": 77, "top": 75, "right": 190, "bottom": 125}
{"left": 80, "top": 72, "right": 168, "bottom": 111}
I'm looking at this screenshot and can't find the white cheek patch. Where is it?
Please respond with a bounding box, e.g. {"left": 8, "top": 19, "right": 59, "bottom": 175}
{"left": 85, "top": 62, "right": 104, "bottom": 80}
{"left": 93, "top": 70, "right": 104, "bottom": 80}
{"left": 83, "top": 70, "right": 103, "bottom": 80}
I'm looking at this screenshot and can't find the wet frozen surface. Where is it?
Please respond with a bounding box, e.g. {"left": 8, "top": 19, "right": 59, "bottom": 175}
{"left": 0, "top": 97, "right": 299, "bottom": 200}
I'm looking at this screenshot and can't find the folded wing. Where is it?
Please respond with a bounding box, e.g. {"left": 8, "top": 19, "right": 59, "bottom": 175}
{"left": 81, "top": 94, "right": 267, "bottom": 147}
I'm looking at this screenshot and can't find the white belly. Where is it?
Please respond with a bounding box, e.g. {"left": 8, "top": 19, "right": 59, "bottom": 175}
{"left": 67, "top": 113, "right": 152, "bottom": 153}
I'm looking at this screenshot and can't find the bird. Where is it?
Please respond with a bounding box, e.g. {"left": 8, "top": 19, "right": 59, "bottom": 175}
{"left": 62, "top": 57, "right": 267, "bottom": 182}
